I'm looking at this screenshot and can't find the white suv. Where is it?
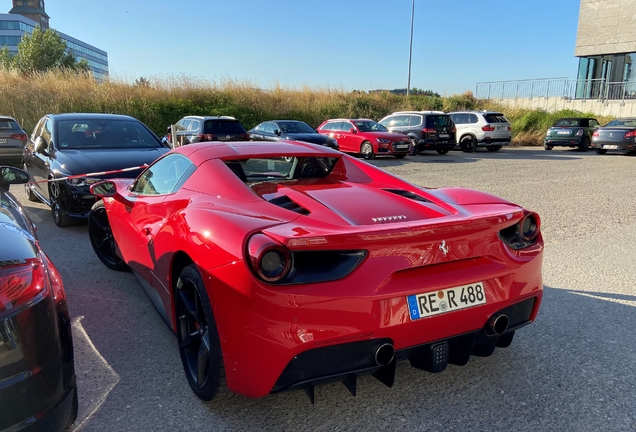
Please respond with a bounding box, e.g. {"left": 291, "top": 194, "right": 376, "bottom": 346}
{"left": 449, "top": 111, "right": 511, "bottom": 152}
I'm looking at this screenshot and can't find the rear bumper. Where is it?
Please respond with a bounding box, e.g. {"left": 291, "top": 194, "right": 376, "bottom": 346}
{"left": 477, "top": 137, "right": 510, "bottom": 146}
{"left": 414, "top": 140, "right": 456, "bottom": 151}
{"left": 592, "top": 140, "right": 635, "bottom": 151}
{"left": 545, "top": 138, "right": 583, "bottom": 147}
{"left": 206, "top": 239, "right": 544, "bottom": 398}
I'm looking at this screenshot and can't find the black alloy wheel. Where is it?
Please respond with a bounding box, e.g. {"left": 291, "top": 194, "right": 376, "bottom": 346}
{"left": 88, "top": 200, "right": 129, "bottom": 271}
{"left": 23, "top": 165, "right": 40, "bottom": 202}
{"left": 436, "top": 149, "right": 450, "bottom": 155}
{"left": 176, "top": 264, "right": 230, "bottom": 401}
{"left": 408, "top": 138, "right": 418, "bottom": 155}
{"left": 361, "top": 141, "right": 375, "bottom": 160}
{"left": 544, "top": 144, "right": 553, "bottom": 151}
{"left": 487, "top": 145, "right": 502, "bottom": 152}
{"left": 460, "top": 135, "right": 476, "bottom": 153}
{"left": 595, "top": 148, "right": 607, "bottom": 155}
{"left": 49, "top": 180, "right": 79, "bottom": 227}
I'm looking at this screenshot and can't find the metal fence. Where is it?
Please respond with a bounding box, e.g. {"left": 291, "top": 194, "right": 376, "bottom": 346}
{"left": 475, "top": 78, "right": 636, "bottom": 102}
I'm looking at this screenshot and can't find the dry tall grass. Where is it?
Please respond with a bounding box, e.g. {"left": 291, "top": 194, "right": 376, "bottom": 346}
{"left": 0, "top": 71, "right": 612, "bottom": 146}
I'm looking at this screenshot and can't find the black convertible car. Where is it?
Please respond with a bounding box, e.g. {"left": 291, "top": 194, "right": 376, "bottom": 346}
{"left": 23, "top": 113, "right": 169, "bottom": 227}
{"left": 248, "top": 120, "right": 339, "bottom": 150}
{"left": 0, "top": 166, "right": 77, "bottom": 431}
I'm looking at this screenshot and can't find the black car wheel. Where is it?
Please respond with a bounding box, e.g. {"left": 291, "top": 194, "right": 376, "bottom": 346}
{"left": 361, "top": 141, "right": 375, "bottom": 160}
{"left": 49, "top": 181, "right": 79, "bottom": 227}
{"left": 176, "top": 264, "right": 231, "bottom": 401}
{"left": 23, "top": 165, "right": 40, "bottom": 202}
{"left": 487, "top": 145, "right": 502, "bottom": 152}
{"left": 544, "top": 144, "right": 553, "bottom": 151}
{"left": 460, "top": 135, "right": 476, "bottom": 153}
{"left": 408, "top": 138, "right": 418, "bottom": 155}
{"left": 436, "top": 149, "right": 450, "bottom": 155}
{"left": 88, "top": 200, "right": 129, "bottom": 271}
{"left": 595, "top": 148, "right": 607, "bottom": 155}
{"left": 578, "top": 138, "right": 589, "bottom": 152}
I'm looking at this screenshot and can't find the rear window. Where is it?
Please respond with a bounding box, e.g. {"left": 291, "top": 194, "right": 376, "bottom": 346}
{"left": 225, "top": 156, "right": 338, "bottom": 182}
{"left": 554, "top": 119, "right": 581, "bottom": 127}
{"left": 0, "top": 119, "right": 21, "bottom": 130}
{"left": 484, "top": 114, "right": 509, "bottom": 123}
{"left": 204, "top": 120, "right": 247, "bottom": 134}
{"left": 425, "top": 115, "right": 453, "bottom": 128}
{"left": 605, "top": 118, "right": 636, "bottom": 127}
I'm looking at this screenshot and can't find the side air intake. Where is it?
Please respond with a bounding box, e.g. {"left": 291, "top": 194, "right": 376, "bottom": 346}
{"left": 383, "top": 189, "right": 431, "bottom": 203}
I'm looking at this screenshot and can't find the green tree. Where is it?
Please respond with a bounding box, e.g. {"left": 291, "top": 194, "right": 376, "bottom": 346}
{"left": 0, "top": 26, "right": 90, "bottom": 74}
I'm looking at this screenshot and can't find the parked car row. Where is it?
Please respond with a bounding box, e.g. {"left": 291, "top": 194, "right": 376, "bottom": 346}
{"left": 544, "top": 116, "right": 636, "bottom": 155}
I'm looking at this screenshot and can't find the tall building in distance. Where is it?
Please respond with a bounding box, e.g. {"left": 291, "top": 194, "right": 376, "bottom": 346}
{"left": 0, "top": 0, "right": 108, "bottom": 79}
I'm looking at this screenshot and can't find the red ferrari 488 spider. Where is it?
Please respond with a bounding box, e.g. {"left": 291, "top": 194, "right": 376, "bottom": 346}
{"left": 88, "top": 141, "right": 543, "bottom": 402}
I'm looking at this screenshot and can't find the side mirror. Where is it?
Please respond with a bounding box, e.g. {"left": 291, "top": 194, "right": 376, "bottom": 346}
{"left": 273, "top": 129, "right": 281, "bottom": 136}
{"left": 167, "top": 125, "right": 172, "bottom": 133}
{"left": 0, "top": 166, "right": 29, "bottom": 186}
{"left": 90, "top": 180, "right": 116, "bottom": 197}
{"left": 35, "top": 136, "right": 48, "bottom": 154}
{"left": 350, "top": 128, "right": 357, "bottom": 134}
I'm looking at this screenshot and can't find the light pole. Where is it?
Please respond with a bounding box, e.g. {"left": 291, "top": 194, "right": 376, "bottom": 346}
{"left": 406, "top": 0, "right": 415, "bottom": 97}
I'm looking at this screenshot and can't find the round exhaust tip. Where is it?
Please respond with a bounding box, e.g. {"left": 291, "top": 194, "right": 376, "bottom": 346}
{"left": 373, "top": 343, "right": 395, "bottom": 366}
{"left": 489, "top": 314, "right": 509, "bottom": 335}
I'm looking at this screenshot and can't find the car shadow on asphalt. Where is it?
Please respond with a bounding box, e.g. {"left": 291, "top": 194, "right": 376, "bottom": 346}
{"left": 195, "top": 285, "right": 636, "bottom": 431}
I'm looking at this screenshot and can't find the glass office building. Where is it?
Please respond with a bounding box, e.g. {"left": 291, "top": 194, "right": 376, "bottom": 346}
{"left": 0, "top": 14, "right": 109, "bottom": 80}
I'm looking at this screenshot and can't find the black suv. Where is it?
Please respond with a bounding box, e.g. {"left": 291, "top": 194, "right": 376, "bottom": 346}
{"left": 167, "top": 116, "right": 250, "bottom": 147}
{"left": 378, "top": 111, "right": 456, "bottom": 155}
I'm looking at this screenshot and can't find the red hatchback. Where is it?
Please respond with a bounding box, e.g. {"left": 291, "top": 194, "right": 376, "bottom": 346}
{"left": 317, "top": 118, "right": 410, "bottom": 159}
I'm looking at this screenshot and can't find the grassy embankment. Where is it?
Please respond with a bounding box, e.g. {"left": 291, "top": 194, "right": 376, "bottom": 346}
{"left": 0, "top": 70, "right": 612, "bottom": 146}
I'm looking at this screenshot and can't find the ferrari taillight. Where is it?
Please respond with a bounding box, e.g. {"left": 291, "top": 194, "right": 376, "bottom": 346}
{"left": 0, "top": 258, "right": 46, "bottom": 312}
{"left": 247, "top": 234, "right": 291, "bottom": 283}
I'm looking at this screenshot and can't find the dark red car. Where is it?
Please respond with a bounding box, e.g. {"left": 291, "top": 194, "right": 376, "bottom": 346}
{"left": 88, "top": 141, "right": 543, "bottom": 402}
{"left": 316, "top": 118, "right": 410, "bottom": 159}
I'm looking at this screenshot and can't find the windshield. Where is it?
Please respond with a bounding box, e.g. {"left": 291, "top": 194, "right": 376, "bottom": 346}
{"left": 278, "top": 121, "right": 316, "bottom": 134}
{"left": 225, "top": 156, "right": 339, "bottom": 182}
{"left": 57, "top": 119, "right": 161, "bottom": 149}
{"left": 605, "top": 118, "right": 636, "bottom": 127}
{"left": 353, "top": 120, "right": 387, "bottom": 132}
{"left": 554, "top": 119, "right": 581, "bottom": 127}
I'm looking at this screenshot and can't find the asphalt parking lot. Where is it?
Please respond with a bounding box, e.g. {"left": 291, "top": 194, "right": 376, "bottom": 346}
{"left": 10, "top": 147, "right": 636, "bottom": 432}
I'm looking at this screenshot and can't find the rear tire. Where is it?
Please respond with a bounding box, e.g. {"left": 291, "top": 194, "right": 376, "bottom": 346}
{"left": 408, "top": 138, "right": 418, "bottom": 155}
{"left": 88, "top": 200, "right": 129, "bottom": 271}
{"left": 595, "top": 148, "right": 607, "bottom": 155}
{"left": 361, "top": 141, "right": 375, "bottom": 160}
{"left": 487, "top": 145, "right": 502, "bottom": 152}
{"left": 578, "top": 138, "right": 589, "bottom": 152}
{"left": 544, "top": 144, "right": 553, "bottom": 151}
{"left": 176, "top": 264, "right": 232, "bottom": 401}
{"left": 436, "top": 149, "right": 450, "bottom": 155}
{"left": 460, "top": 135, "right": 476, "bottom": 153}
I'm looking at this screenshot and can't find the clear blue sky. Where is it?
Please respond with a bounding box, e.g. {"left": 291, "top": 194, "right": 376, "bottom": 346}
{"left": 12, "top": 0, "right": 582, "bottom": 95}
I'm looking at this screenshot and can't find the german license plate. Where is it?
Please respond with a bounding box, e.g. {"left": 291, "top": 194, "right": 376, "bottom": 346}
{"left": 407, "top": 282, "right": 486, "bottom": 320}
{"left": 556, "top": 130, "right": 571, "bottom": 135}
{"left": 439, "top": 134, "right": 449, "bottom": 138}
{"left": 396, "top": 144, "right": 409, "bottom": 149}
{"left": 0, "top": 139, "right": 7, "bottom": 144}
{"left": 603, "top": 145, "right": 618, "bottom": 149}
